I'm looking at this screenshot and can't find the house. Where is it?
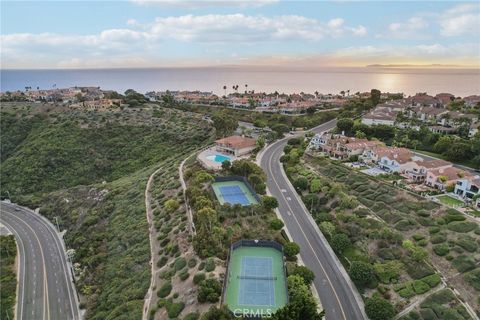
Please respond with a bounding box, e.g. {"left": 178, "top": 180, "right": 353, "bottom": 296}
{"left": 469, "top": 123, "right": 479, "bottom": 138}
{"left": 409, "top": 106, "right": 448, "bottom": 123}
{"left": 310, "top": 133, "right": 384, "bottom": 160}
{"left": 361, "top": 109, "right": 397, "bottom": 126}
{"left": 406, "top": 159, "right": 452, "bottom": 182}
{"left": 373, "top": 147, "right": 419, "bottom": 173}
{"left": 454, "top": 176, "right": 480, "bottom": 207}
{"left": 435, "top": 93, "right": 455, "bottom": 106}
{"left": 464, "top": 95, "right": 480, "bottom": 108}
{"left": 425, "top": 167, "right": 469, "bottom": 190}
{"left": 406, "top": 93, "right": 440, "bottom": 107}
{"left": 215, "top": 135, "right": 257, "bottom": 156}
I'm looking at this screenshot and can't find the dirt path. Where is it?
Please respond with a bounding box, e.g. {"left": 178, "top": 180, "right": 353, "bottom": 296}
{"left": 142, "top": 166, "right": 164, "bottom": 320}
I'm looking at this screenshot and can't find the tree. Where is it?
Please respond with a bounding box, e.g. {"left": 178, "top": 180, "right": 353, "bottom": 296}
{"left": 310, "top": 178, "right": 322, "bottom": 193}
{"left": 293, "top": 177, "right": 309, "bottom": 191}
{"left": 201, "top": 306, "right": 233, "bottom": 320}
{"left": 365, "top": 295, "right": 396, "bottom": 320}
{"left": 349, "top": 261, "right": 376, "bottom": 286}
{"left": 371, "top": 89, "right": 381, "bottom": 106}
{"left": 306, "top": 106, "right": 316, "bottom": 115}
{"left": 331, "top": 233, "right": 350, "bottom": 253}
{"left": 271, "top": 123, "right": 290, "bottom": 136}
{"left": 196, "top": 207, "right": 217, "bottom": 233}
{"left": 319, "top": 221, "right": 336, "bottom": 238}
{"left": 270, "top": 218, "right": 284, "bottom": 230}
{"left": 284, "top": 242, "right": 300, "bottom": 260}
{"left": 290, "top": 265, "right": 315, "bottom": 285}
{"left": 256, "top": 136, "right": 266, "bottom": 149}
{"left": 372, "top": 124, "right": 395, "bottom": 141}
{"left": 273, "top": 275, "right": 322, "bottom": 320}
{"left": 211, "top": 112, "right": 238, "bottom": 137}
{"left": 222, "top": 85, "right": 227, "bottom": 97}
{"left": 164, "top": 199, "right": 180, "bottom": 213}
{"left": 262, "top": 196, "right": 279, "bottom": 210}
{"left": 197, "top": 278, "right": 222, "bottom": 303}
{"left": 221, "top": 160, "right": 231, "bottom": 171}
{"left": 355, "top": 130, "right": 367, "bottom": 139}
{"left": 336, "top": 118, "right": 354, "bottom": 135}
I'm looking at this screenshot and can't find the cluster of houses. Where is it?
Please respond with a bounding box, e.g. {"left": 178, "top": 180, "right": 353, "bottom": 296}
{"left": 144, "top": 90, "right": 357, "bottom": 114}
{"left": 0, "top": 86, "right": 126, "bottom": 111}
{"left": 362, "top": 93, "right": 480, "bottom": 137}
{"left": 310, "top": 133, "right": 480, "bottom": 207}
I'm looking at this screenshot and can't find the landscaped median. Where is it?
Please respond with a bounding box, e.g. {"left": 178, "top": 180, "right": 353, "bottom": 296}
{"left": 281, "top": 135, "right": 479, "bottom": 320}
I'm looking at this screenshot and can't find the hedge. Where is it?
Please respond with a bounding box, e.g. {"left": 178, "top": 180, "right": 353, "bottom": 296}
{"left": 447, "top": 221, "right": 477, "bottom": 233}
{"left": 413, "top": 280, "right": 430, "bottom": 294}
{"left": 421, "top": 274, "right": 441, "bottom": 288}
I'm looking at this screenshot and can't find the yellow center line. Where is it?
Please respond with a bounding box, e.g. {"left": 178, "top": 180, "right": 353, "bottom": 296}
{"left": 267, "top": 140, "right": 348, "bottom": 320}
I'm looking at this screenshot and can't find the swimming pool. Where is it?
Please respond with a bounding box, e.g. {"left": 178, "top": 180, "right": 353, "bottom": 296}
{"left": 206, "top": 154, "right": 231, "bottom": 163}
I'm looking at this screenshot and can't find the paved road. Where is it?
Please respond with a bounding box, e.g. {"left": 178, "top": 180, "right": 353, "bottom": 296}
{"left": 259, "top": 119, "right": 366, "bottom": 320}
{"left": 0, "top": 202, "right": 80, "bottom": 320}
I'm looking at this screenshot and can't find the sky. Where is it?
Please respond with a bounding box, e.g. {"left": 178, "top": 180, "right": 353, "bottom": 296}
{"left": 1, "top": 0, "right": 479, "bottom": 69}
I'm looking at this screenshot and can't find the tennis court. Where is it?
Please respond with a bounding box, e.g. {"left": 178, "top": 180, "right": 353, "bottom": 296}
{"left": 212, "top": 180, "right": 258, "bottom": 206}
{"left": 224, "top": 244, "right": 288, "bottom": 316}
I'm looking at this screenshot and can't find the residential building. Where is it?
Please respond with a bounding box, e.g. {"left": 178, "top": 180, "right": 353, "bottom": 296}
{"left": 454, "top": 176, "right": 480, "bottom": 207}
{"left": 406, "top": 159, "right": 452, "bottom": 182}
{"left": 425, "top": 167, "right": 469, "bottom": 190}
{"left": 464, "top": 95, "right": 480, "bottom": 108}
{"left": 373, "top": 147, "right": 420, "bottom": 173}
{"left": 311, "top": 133, "right": 385, "bottom": 160}
{"left": 215, "top": 135, "right": 257, "bottom": 156}
{"left": 435, "top": 93, "right": 455, "bottom": 106}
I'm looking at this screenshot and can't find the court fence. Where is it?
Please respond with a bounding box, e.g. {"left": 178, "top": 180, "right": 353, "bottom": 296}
{"left": 214, "top": 176, "right": 261, "bottom": 203}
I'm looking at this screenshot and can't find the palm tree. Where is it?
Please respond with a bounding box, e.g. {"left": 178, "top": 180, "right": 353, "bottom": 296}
{"left": 347, "top": 89, "right": 350, "bottom": 97}
{"left": 223, "top": 85, "right": 227, "bottom": 97}
{"left": 340, "top": 90, "right": 345, "bottom": 97}
{"left": 314, "top": 90, "right": 319, "bottom": 98}
{"left": 245, "top": 84, "right": 248, "bottom": 94}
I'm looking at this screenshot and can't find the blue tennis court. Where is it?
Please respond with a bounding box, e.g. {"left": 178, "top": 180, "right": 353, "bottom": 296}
{"left": 238, "top": 256, "right": 275, "bottom": 306}
{"left": 219, "top": 185, "right": 250, "bottom": 205}
{"left": 212, "top": 180, "right": 258, "bottom": 206}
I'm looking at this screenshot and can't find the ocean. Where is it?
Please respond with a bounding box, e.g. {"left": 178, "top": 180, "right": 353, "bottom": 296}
{"left": 1, "top": 66, "right": 479, "bottom": 97}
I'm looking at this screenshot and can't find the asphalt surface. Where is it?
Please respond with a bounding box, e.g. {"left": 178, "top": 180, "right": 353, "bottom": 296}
{"left": 260, "top": 119, "right": 366, "bottom": 320}
{"left": 0, "top": 202, "right": 80, "bottom": 320}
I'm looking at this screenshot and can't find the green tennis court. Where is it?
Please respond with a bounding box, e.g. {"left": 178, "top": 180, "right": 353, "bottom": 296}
{"left": 224, "top": 245, "right": 288, "bottom": 316}
{"left": 212, "top": 180, "right": 258, "bottom": 206}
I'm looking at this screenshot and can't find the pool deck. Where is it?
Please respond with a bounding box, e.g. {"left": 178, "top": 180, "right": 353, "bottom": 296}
{"left": 225, "top": 246, "right": 288, "bottom": 316}
{"left": 197, "top": 147, "right": 236, "bottom": 170}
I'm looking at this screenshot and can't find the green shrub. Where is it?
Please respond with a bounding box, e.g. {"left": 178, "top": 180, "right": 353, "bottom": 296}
{"left": 193, "top": 273, "right": 206, "bottom": 285}
{"left": 430, "top": 233, "right": 447, "bottom": 244}
{"left": 175, "top": 257, "right": 187, "bottom": 271}
{"left": 456, "top": 236, "right": 477, "bottom": 252}
{"left": 166, "top": 301, "right": 185, "bottom": 319}
{"left": 157, "top": 256, "right": 169, "bottom": 268}
{"left": 205, "top": 258, "right": 215, "bottom": 272}
{"left": 421, "top": 274, "right": 441, "bottom": 288}
{"left": 452, "top": 255, "right": 476, "bottom": 273}
{"left": 365, "top": 295, "right": 396, "bottom": 320}
{"left": 197, "top": 278, "right": 222, "bottom": 303}
{"left": 270, "top": 218, "right": 284, "bottom": 230}
{"left": 183, "top": 313, "right": 200, "bottom": 320}
{"left": 188, "top": 258, "right": 197, "bottom": 268}
{"left": 447, "top": 221, "right": 477, "bottom": 233}
{"left": 179, "top": 271, "right": 189, "bottom": 281}
{"left": 464, "top": 268, "right": 480, "bottom": 291}
{"left": 413, "top": 280, "right": 430, "bottom": 294}
{"left": 157, "top": 282, "right": 172, "bottom": 298}
{"left": 419, "top": 308, "right": 436, "bottom": 320}
{"left": 404, "top": 260, "right": 435, "bottom": 279}
{"left": 433, "top": 244, "right": 450, "bottom": 256}
{"left": 198, "top": 261, "right": 205, "bottom": 271}
{"left": 398, "top": 286, "right": 415, "bottom": 299}
{"left": 284, "top": 242, "right": 300, "bottom": 260}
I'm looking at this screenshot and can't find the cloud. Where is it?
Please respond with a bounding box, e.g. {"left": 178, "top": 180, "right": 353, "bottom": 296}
{"left": 130, "top": 0, "right": 278, "bottom": 8}
{"left": 439, "top": 3, "right": 480, "bottom": 37}
{"left": 378, "top": 17, "right": 428, "bottom": 39}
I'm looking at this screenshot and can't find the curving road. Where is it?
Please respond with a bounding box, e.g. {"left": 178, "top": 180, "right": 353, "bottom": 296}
{"left": 259, "top": 119, "right": 366, "bottom": 320}
{"left": 0, "top": 202, "right": 80, "bottom": 320}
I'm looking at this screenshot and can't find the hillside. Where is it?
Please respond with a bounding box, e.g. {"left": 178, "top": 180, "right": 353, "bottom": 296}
{"left": 0, "top": 103, "right": 215, "bottom": 319}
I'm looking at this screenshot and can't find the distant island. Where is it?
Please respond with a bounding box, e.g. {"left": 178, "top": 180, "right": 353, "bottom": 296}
{"left": 366, "top": 64, "right": 468, "bottom": 69}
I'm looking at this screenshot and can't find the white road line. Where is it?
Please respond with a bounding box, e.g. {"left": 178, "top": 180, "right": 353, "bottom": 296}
{"left": 267, "top": 140, "right": 348, "bottom": 320}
